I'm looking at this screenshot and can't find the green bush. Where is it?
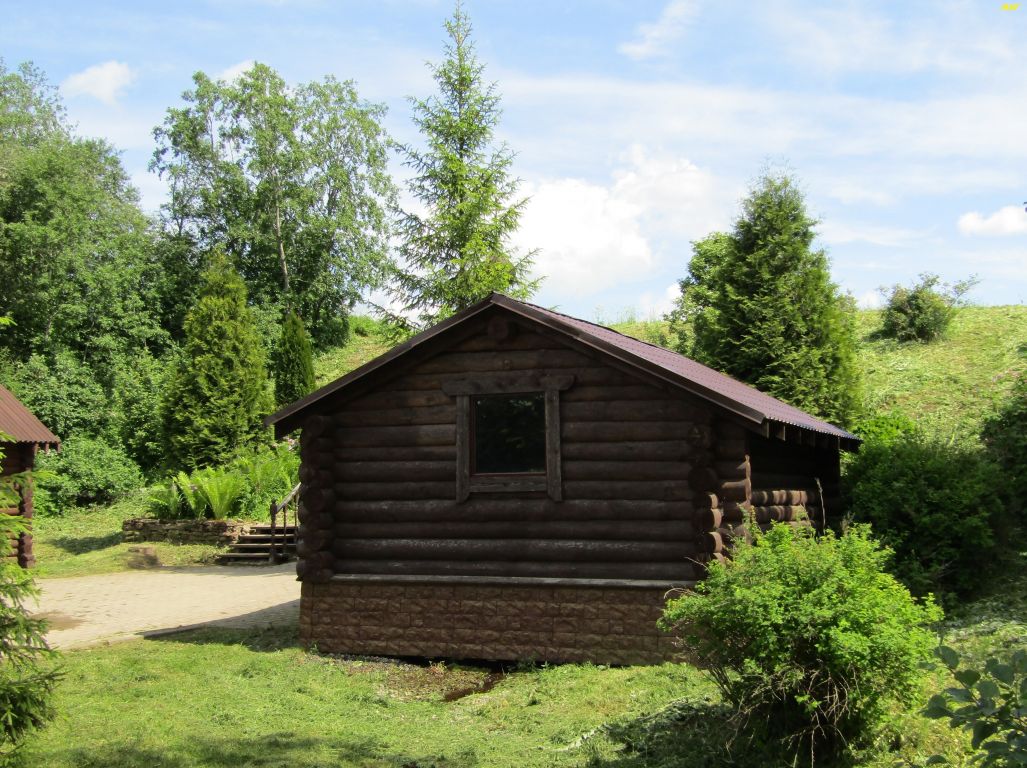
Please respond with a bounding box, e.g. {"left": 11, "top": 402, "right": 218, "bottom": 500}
{"left": 880, "top": 273, "right": 976, "bottom": 343}
{"left": 843, "top": 432, "right": 1003, "bottom": 599}
{"left": 34, "top": 435, "right": 142, "bottom": 513}
{"left": 659, "top": 524, "right": 942, "bottom": 766}
{"left": 924, "top": 646, "right": 1027, "bottom": 766}
{"left": 3, "top": 351, "right": 107, "bottom": 439}
{"left": 146, "top": 444, "right": 298, "bottom": 521}
{"left": 272, "top": 310, "right": 315, "bottom": 407}
{"left": 983, "top": 372, "right": 1027, "bottom": 517}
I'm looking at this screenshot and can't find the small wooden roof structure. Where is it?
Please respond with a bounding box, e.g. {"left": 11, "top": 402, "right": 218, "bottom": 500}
{"left": 268, "top": 293, "right": 859, "bottom": 450}
{"left": 0, "top": 385, "right": 59, "bottom": 448}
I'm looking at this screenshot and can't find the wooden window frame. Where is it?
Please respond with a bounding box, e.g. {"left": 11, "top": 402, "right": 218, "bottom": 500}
{"left": 442, "top": 374, "right": 574, "bottom": 502}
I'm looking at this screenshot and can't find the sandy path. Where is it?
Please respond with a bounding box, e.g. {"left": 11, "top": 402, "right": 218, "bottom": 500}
{"left": 32, "top": 564, "right": 301, "bottom": 649}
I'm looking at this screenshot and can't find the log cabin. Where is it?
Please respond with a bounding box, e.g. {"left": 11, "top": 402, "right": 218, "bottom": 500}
{"left": 1, "top": 385, "right": 59, "bottom": 568}
{"left": 267, "top": 293, "right": 859, "bottom": 664}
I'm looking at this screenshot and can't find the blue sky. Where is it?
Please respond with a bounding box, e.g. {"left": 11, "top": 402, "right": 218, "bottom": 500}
{"left": 3, "top": 0, "right": 1026, "bottom": 319}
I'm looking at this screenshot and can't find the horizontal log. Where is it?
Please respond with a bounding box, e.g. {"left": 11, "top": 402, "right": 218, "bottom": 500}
{"left": 333, "top": 424, "right": 455, "bottom": 447}
{"left": 331, "top": 558, "right": 698, "bottom": 581}
{"left": 715, "top": 459, "right": 750, "bottom": 481}
{"left": 297, "top": 508, "right": 334, "bottom": 530}
{"left": 334, "top": 405, "right": 455, "bottom": 428}
{"left": 381, "top": 366, "right": 640, "bottom": 393}
{"left": 753, "top": 505, "right": 807, "bottom": 524}
{"left": 563, "top": 480, "right": 693, "bottom": 501}
{"left": 333, "top": 460, "right": 455, "bottom": 483}
{"left": 562, "top": 460, "right": 690, "bottom": 482}
{"left": 689, "top": 467, "right": 719, "bottom": 492}
{"left": 561, "top": 440, "right": 694, "bottom": 462}
{"left": 714, "top": 437, "right": 747, "bottom": 459}
{"left": 333, "top": 520, "right": 694, "bottom": 542}
{"left": 561, "top": 400, "right": 700, "bottom": 423}
{"left": 562, "top": 384, "right": 674, "bottom": 403}
{"left": 562, "top": 421, "right": 695, "bottom": 443}
{"left": 301, "top": 415, "right": 330, "bottom": 441}
{"left": 300, "top": 487, "right": 335, "bottom": 514}
{"left": 343, "top": 389, "right": 453, "bottom": 411}
{"left": 333, "top": 538, "right": 692, "bottom": 562}
{"left": 334, "top": 498, "right": 693, "bottom": 523}
{"left": 719, "top": 478, "right": 751, "bottom": 502}
{"left": 335, "top": 481, "right": 455, "bottom": 501}
{"left": 413, "top": 349, "right": 596, "bottom": 375}
{"left": 750, "top": 489, "right": 809, "bottom": 506}
{"left": 333, "top": 444, "right": 456, "bottom": 462}
{"left": 452, "top": 333, "right": 565, "bottom": 353}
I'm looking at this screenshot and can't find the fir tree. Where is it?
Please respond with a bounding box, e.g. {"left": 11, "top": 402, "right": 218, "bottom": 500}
{"left": 162, "top": 254, "right": 271, "bottom": 469}
{"left": 392, "top": 4, "right": 539, "bottom": 329}
{"left": 272, "top": 309, "right": 315, "bottom": 407}
{"left": 672, "top": 172, "right": 859, "bottom": 425}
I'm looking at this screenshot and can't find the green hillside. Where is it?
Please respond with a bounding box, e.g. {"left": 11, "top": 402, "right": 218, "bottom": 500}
{"left": 612, "top": 305, "right": 1027, "bottom": 436}
{"left": 317, "top": 305, "right": 1027, "bottom": 437}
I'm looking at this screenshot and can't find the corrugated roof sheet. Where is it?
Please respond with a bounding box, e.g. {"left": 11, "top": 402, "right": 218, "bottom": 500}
{"left": 0, "top": 385, "right": 60, "bottom": 445}
{"left": 513, "top": 298, "right": 857, "bottom": 442}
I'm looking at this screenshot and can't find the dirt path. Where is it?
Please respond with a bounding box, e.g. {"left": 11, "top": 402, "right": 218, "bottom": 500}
{"left": 32, "top": 564, "right": 301, "bottom": 649}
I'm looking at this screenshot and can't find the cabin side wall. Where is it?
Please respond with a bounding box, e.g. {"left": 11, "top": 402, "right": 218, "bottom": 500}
{"left": 748, "top": 432, "right": 842, "bottom": 527}
{"left": 2, "top": 443, "right": 36, "bottom": 568}
{"left": 295, "top": 310, "right": 738, "bottom": 663}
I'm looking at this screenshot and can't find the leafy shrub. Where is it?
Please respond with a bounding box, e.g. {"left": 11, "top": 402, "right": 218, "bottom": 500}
{"left": 659, "top": 524, "right": 942, "bottom": 766}
{"left": 880, "top": 273, "right": 977, "bottom": 343}
{"left": 983, "top": 372, "right": 1027, "bottom": 518}
{"left": 843, "top": 432, "right": 1003, "bottom": 599}
{"left": 851, "top": 411, "right": 919, "bottom": 446}
{"left": 34, "top": 435, "right": 142, "bottom": 513}
{"left": 110, "top": 350, "right": 168, "bottom": 475}
{"left": 3, "top": 351, "right": 107, "bottom": 439}
{"left": 192, "top": 468, "right": 247, "bottom": 520}
{"left": 228, "top": 443, "right": 299, "bottom": 517}
{"left": 924, "top": 646, "right": 1027, "bottom": 766}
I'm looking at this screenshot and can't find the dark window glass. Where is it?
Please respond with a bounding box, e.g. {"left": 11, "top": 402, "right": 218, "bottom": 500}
{"left": 472, "top": 394, "right": 546, "bottom": 474}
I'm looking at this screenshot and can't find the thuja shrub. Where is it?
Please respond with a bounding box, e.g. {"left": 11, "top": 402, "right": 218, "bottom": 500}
{"left": 659, "top": 524, "right": 942, "bottom": 767}
{"left": 844, "top": 433, "right": 1002, "bottom": 600}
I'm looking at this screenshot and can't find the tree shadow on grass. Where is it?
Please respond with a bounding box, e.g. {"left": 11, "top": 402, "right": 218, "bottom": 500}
{"left": 47, "top": 532, "right": 122, "bottom": 555}
{"left": 147, "top": 620, "right": 302, "bottom": 653}
{"left": 583, "top": 699, "right": 785, "bottom": 768}
{"left": 45, "top": 732, "right": 479, "bottom": 768}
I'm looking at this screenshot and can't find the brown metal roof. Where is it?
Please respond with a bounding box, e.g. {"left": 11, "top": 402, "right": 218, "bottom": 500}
{"left": 268, "top": 293, "right": 859, "bottom": 448}
{"left": 0, "top": 385, "right": 60, "bottom": 446}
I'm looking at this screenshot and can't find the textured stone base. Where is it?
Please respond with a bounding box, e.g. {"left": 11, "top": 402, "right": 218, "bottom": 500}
{"left": 122, "top": 518, "right": 253, "bottom": 546}
{"left": 300, "top": 579, "right": 680, "bottom": 665}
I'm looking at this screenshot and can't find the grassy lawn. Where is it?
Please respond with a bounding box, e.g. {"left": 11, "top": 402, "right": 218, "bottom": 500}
{"left": 30, "top": 493, "right": 224, "bottom": 580}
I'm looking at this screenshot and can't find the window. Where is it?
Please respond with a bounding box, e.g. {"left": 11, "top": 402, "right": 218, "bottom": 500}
{"left": 442, "top": 373, "right": 574, "bottom": 501}
{"left": 472, "top": 394, "right": 546, "bottom": 474}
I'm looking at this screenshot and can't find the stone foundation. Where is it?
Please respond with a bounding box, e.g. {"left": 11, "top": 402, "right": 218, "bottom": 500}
{"left": 300, "top": 578, "right": 682, "bottom": 665}
{"left": 122, "top": 518, "right": 253, "bottom": 546}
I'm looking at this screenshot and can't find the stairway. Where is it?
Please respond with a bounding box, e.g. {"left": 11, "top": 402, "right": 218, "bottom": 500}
{"left": 218, "top": 524, "right": 297, "bottom": 565}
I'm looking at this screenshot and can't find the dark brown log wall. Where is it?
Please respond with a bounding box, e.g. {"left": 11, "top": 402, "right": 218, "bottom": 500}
{"left": 295, "top": 311, "right": 726, "bottom": 585}
{"left": 748, "top": 431, "right": 841, "bottom": 525}
{"left": 2, "top": 443, "right": 36, "bottom": 568}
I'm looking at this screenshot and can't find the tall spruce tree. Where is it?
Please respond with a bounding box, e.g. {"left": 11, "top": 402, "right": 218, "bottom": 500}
{"left": 392, "top": 4, "right": 539, "bottom": 329}
{"left": 272, "top": 309, "right": 315, "bottom": 407}
{"left": 162, "top": 254, "right": 271, "bottom": 469}
{"left": 673, "top": 172, "right": 859, "bottom": 425}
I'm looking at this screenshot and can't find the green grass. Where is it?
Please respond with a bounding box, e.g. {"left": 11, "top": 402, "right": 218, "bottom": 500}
{"left": 30, "top": 492, "right": 224, "bottom": 579}
{"left": 22, "top": 627, "right": 709, "bottom": 767}
{"left": 314, "top": 318, "right": 393, "bottom": 386}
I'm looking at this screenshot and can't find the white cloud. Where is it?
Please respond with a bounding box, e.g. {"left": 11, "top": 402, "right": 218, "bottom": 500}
{"left": 618, "top": 1, "right": 699, "bottom": 61}
{"left": 217, "top": 59, "right": 256, "bottom": 82}
{"left": 61, "top": 61, "right": 136, "bottom": 106}
{"left": 857, "top": 291, "right": 883, "bottom": 310}
{"left": 638, "top": 283, "right": 682, "bottom": 319}
{"left": 818, "top": 220, "right": 925, "bottom": 248}
{"left": 958, "top": 206, "right": 1027, "bottom": 237}
{"left": 515, "top": 146, "right": 730, "bottom": 299}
